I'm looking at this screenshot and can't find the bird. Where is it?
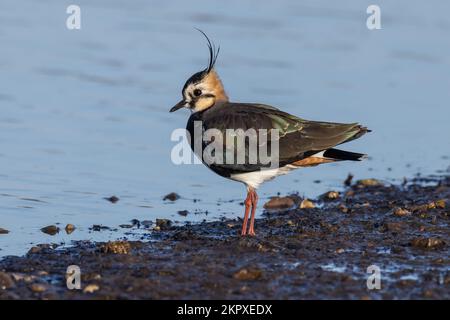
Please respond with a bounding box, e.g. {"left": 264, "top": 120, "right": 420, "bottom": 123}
{"left": 170, "top": 31, "right": 370, "bottom": 236}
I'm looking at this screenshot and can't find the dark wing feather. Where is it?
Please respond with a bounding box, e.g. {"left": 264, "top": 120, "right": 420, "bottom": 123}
{"left": 187, "top": 102, "right": 369, "bottom": 175}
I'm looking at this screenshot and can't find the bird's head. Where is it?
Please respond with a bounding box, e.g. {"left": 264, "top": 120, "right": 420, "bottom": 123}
{"left": 170, "top": 30, "right": 228, "bottom": 114}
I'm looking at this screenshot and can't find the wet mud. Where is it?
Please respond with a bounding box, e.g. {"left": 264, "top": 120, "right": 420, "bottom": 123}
{"left": 0, "top": 176, "right": 449, "bottom": 299}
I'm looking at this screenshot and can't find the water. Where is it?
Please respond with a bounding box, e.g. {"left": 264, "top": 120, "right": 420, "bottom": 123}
{"left": 1, "top": 0, "right": 449, "bottom": 257}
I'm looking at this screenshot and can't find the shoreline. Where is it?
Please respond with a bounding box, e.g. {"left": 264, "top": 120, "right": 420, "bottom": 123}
{"left": 0, "top": 175, "right": 449, "bottom": 299}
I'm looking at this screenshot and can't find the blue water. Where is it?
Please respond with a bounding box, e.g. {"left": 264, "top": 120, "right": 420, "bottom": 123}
{"left": 1, "top": 0, "right": 449, "bottom": 257}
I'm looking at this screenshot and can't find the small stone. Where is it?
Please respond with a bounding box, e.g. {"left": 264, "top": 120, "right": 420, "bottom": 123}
{"left": 423, "top": 289, "right": 434, "bottom": 298}
{"left": 130, "top": 219, "right": 140, "bottom": 227}
{"left": 0, "top": 272, "right": 15, "bottom": 289}
{"left": 11, "top": 273, "right": 35, "bottom": 282}
{"left": 83, "top": 284, "right": 100, "bottom": 294}
{"left": 119, "top": 224, "right": 133, "bottom": 229}
{"left": 163, "top": 192, "right": 180, "bottom": 201}
{"left": 40, "top": 225, "right": 60, "bottom": 235}
{"left": 104, "top": 195, "right": 119, "bottom": 203}
{"left": 411, "top": 237, "right": 445, "bottom": 249}
{"left": 344, "top": 173, "right": 353, "bottom": 186}
{"left": 435, "top": 199, "right": 446, "bottom": 209}
{"left": 10, "top": 273, "right": 24, "bottom": 282}
{"left": 28, "top": 246, "right": 41, "bottom": 254}
{"left": 177, "top": 210, "right": 189, "bottom": 217}
{"left": 431, "top": 215, "right": 437, "bottom": 224}
{"left": 384, "top": 222, "right": 403, "bottom": 233}
{"left": 339, "top": 204, "right": 349, "bottom": 213}
{"left": 356, "top": 179, "right": 382, "bottom": 187}
{"left": 65, "top": 224, "right": 76, "bottom": 234}
{"left": 141, "top": 220, "right": 153, "bottom": 228}
{"left": 286, "top": 220, "right": 295, "bottom": 226}
{"left": 263, "top": 197, "right": 295, "bottom": 210}
{"left": 155, "top": 219, "right": 172, "bottom": 230}
{"left": 233, "top": 268, "right": 263, "bottom": 281}
{"left": 257, "top": 244, "right": 269, "bottom": 252}
{"left": 336, "top": 248, "right": 345, "bottom": 254}
{"left": 392, "top": 207, "right": 411, "bottom": 217}
{"left": 411, "top": 204, "right": 429, "bottom": 212}
{"left": 345, "top": 190, "right": 355, "bottom": 197}
{"left": 300, "top": 199, "right": 315, "bottom": 209}
{"left": 91, "top": 225, "right": 110, "bottom": 232}
{"left": 321, "top": 191, "right": 340, "bottom": 200}
{"left": 0, "top": 228, "right": 9, "bottom": 234}
{"left": 30, "top": 283, "right": 47, "bottom": 293}
{"left": 100, "top": 241, "right": 131, "bottom": 254}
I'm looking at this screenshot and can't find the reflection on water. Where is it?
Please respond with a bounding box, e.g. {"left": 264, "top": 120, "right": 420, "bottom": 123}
{"left": 0, "top": 0, "right": 449, "bottom": 257}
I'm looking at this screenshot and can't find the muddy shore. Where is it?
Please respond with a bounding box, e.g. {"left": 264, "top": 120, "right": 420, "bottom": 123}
{"left": 0, "top": 175, "right": 449, "bottom": 300}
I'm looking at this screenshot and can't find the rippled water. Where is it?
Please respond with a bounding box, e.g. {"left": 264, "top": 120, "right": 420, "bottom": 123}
{"left": 1, "top": 0, "right": 449, "bottom": 257}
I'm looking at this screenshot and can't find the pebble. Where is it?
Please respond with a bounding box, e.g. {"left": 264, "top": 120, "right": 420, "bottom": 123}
{"left": 434, "top": 199, "right": 446, "bottom": 209}
{"left": 411, "top": 237, "right": 445, "bottom": 249}
{"left": 28, "top": 246, "right": 42, "bottom": 254}
{"left": 163, "top": 192, "right": 180, "bottom": 201}
{"left": 263, "top": 197, "right": 295, "bottom": 210}
{"left": 65, "top": 224, "right": 76, "bottom": 234}
{"left": 339, "top": 204, "right": 349, "bottom": 213}
{"left": 104, "top": 195, "right": 119, "bottom": 203}
{"left": 356, "top": 179, "right": 382, "bottom": 187}
{"left": 40, "top": 225, "right": 60, "bottom": 235}
{"left": 100, "top": 241, "right": 131, "bottom": 254}
{"left": 0, "top": 228, "right": 9, "bottom": 234}
{"left": 345, "top": 190, "right": 355, "bottom": 197}
{"left": 321, "top": 191, "right": 340, "bottom": 200}
{"left": 91, "top": 225, "right": 110, "bottom": 232}
{"left": 141, "top": 220, "right": 153, "bottom": 228}
{"left": 392, "top": 207, "right": 411, "bottom": 217}
{"left": 233, "top": 268, "right": 263, "bottom": 281}
{"left": 344, "top": 173, "right": 353, "bottom": 186}
{"left": 131, "top": 219, "right": 141, "bottom": 227}
{"left": 383, "top": 222, "right": 403, "bottom": 233}
{"left": 30, "top": 283, "right": 47, "bottom": 293}
{"left": 13, "top": 274, "right": 36, "bottom": 283}
{"left": 83, "top": 284, "right": 100, "bottom": 294}
{"left": 177, "top": 210, "right": 189, "bottom": 217}
{"left": 0, "top": 272, "right": 15, "bottom": 289}
{"left": 300, "top": 199, "right": 315, "bottom": 209}
{"left": 155, "top": 219, "right": 172, "bottom": 231}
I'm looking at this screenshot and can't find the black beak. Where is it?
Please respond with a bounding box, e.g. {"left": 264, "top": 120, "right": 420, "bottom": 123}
{"left": 170, "top": 100, "right": 187, "bottom": 113}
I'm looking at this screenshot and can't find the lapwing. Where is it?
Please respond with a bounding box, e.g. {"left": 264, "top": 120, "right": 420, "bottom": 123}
{"left": 170, "top": 31, "right": 370, "bottom": 236}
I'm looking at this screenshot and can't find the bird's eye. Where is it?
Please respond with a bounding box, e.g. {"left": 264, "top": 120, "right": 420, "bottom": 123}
{"left": 193, "top": 89, "right": 202, "bottom": 96}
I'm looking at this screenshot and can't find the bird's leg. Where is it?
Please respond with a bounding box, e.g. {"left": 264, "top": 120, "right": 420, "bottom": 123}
{"left": 248, "top": 189, "right": 258, "bottom": 236}
{"left": 241, "top": 190, "right": 252, "bottom": 236}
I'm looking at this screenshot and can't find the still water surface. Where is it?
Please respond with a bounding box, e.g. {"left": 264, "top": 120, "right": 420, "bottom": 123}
{"left": 1, "top": 0, "right": 449, "bottom": 257}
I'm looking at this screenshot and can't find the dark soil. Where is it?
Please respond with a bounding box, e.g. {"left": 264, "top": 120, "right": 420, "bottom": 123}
{"left": 0, "top": 176, "right": 449, "bottom": 299}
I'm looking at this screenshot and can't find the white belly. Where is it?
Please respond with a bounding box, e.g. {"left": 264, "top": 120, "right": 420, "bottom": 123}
{"left": 230, "top": 165, "right": 297, "bottom": 189}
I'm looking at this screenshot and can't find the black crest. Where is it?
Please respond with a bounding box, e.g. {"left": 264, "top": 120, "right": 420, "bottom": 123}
{"left": 182, "top": 30, "right": 220, "bottom": 93}
{"left": 196, "top": 28, "right": 220, "bottom": 73}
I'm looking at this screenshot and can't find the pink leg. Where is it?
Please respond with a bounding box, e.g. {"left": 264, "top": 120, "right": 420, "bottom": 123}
{"left": 248, "top": 190, "right": 258, "bottom": 236}
{"left": 241, "top": 191, "right": 252, "bottom": 236}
